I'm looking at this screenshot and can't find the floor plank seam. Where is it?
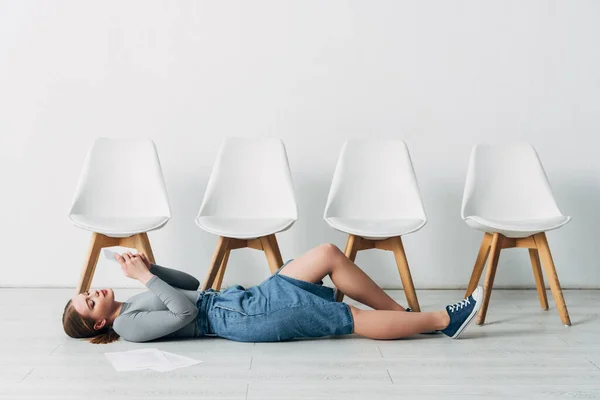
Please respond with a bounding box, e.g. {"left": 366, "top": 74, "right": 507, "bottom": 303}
{"left": 249, "top": 356, "right": 253, "bottom": 370}
{"left": 387, "top": 369, "right": 394, "bottom": 384}
{"left": 586, "top": 358, "right": 600, "bottom": 371}
{"left": 378, "top": 346, "right": 384, "bottom": 358}
{"left": 245, "top": 383, "right": 249, "bottom": 400}
{"left": 556, "top": 336, "right": 569, "bottom": 345}
{"left": 48, "top": 344, "right": 61, "bottom": 356}
{"left": 19, "top": 368, "right": 34, "bottom": 383}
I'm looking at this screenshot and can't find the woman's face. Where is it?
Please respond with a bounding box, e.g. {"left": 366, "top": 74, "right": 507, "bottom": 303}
{"left": 71, "top": 289, "right": 115, "bottom": 328}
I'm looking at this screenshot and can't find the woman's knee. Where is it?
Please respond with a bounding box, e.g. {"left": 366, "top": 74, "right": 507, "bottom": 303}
{"left": 316, "top": 243, "right": 343, "bottom": 259}
{"left": 302, "top": 243, "right": 344, "bottom": 276}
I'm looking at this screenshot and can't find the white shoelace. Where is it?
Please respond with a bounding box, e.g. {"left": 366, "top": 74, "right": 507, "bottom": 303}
{"left": 448, "top": 298, "right": 471, "bottom": 313}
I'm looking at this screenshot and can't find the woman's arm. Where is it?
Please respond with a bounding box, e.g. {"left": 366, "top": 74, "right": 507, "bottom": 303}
{"left": 113, "top": 275, "right": 199, "bottom": 342}
{"left": 149, "top": 263, "right": 200, "bottom": 291}
{"left": 136, "top": 253, "right": 200, "bottom": 290}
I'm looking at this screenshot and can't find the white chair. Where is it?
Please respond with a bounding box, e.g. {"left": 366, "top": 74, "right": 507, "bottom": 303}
{"left": 462, "top": 143, "right": 571, "bottom": 325}
{"left": 68, "top": 138, "right": 171, "bottom": 294}
{"left": 196, "top": 138, "right": 298, "bottom": 290}
{"left": 324, "top": 140, "right": 426, "bottom": 310}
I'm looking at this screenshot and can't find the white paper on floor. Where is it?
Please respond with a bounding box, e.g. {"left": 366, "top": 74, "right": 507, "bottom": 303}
{"left": 104, "top": 348, "right": 202, "bottom": 372}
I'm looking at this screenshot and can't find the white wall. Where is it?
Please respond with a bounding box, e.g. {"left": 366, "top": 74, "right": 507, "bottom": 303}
{"left": 1, "top": 1, "right": 599, "bottom": 289}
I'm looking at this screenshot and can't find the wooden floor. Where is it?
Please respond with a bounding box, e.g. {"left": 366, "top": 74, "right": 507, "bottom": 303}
{"left": 1, "top": 288, "right": 600, "bottom": 399}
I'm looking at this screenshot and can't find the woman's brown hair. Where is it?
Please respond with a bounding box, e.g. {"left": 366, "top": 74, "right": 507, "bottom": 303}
{"left": 62, "top": 300, "right": 120, "bottom": 344}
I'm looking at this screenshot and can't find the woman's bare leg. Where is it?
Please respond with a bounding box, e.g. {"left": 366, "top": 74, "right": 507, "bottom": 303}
{"left": 348, "top": 305, "right": 449, "bottom": 339}
{"left": 278, "top": 243, "right": 406, "bottom": 311}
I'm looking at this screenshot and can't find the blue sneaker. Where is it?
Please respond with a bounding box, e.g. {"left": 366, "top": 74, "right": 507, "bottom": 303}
{"left": 440, "top": 286, "right": 483, "bottom": 339}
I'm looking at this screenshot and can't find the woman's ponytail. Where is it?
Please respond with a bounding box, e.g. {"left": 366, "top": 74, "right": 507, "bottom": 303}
{"left": 62, "top": 300, "right": 120, "bottom": 344}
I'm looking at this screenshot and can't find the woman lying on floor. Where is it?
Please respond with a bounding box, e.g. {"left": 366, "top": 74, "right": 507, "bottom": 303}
{"left": 63, "top": 243, "right": 483, "bottom": 344}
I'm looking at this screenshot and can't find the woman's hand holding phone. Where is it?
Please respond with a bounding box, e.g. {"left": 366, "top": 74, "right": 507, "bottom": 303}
{"left": 114, "top": 252, "right": 154, "bottom": 285}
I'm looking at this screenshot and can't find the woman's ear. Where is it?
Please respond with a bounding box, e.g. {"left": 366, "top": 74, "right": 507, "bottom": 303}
{"left": 94, "top": 319, "right": 106, "bottom": 331}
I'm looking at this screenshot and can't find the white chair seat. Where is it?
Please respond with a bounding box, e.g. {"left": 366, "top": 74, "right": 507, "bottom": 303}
{"left": 69, "top": 214, "right": 170, "bottom": 238}
{"left": 461, "top": 143, "right": 570, "bottom": 238}
{"left": 323, "top": 140, "right": 428, "bottom": 240}
{"left": 325, "top": 217, "right": 426, "bottom": 239}
{"left": 196, "top": 138, "right": 298, "bottom": 239}
{"left": 196, "top": 216, "right": 296, "bottom": 240}
{"left": 69, "top": 138, "right": 172, "bottom": 237}
{"left": 464, "top": 215, "right": 570, "bottom": 238}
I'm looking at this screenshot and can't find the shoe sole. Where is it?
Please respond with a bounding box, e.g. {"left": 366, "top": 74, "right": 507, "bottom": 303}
{"left": 451, "top": 286, "right": 483, "bottom": 339}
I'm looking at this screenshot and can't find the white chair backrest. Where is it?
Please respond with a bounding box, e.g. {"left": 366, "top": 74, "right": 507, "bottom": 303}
{"left": 197, "top": 138, "right": 298, "bottom": 219}
{"left": 461, "top": 143, "right": 563, "bottom": 220}
{"left": 324, "top": 140, "right": 426, "bottom": 220}
{"left": 69, "top": 138, "right": 171, "bottom": 218}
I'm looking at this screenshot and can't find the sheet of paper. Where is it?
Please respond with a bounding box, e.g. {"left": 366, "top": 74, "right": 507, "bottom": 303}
{"left": 104, "top": 348, "right": 169, "bottom": 372}
{"left": 155, "top": 351, "right": 203, "bottom": 371}
{"left": 105, "top": 348, "right": 202, "bottom": 372}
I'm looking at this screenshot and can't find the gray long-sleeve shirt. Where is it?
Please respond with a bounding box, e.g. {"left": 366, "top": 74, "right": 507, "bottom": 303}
{"left": 113, "top": 264, "right": 203, "bottom": 342}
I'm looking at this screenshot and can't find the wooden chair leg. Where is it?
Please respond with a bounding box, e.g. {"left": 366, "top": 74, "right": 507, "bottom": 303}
{"left": 477, "top": 232, "right": 502, "bottom": 325}
{"left": 533, "top": 233, "right": 571, "bottom": 326}
{"left": 134, "top": 232, "right": 156, "bottom": 264}
{"left": 76, "top": 233, "right": 118, "bottom": 294}
{"left": 465, "top": 233, "right": 492, "bottom": 297}
{"left": 202, "top": 236, "right": 230, "bottom": 290}
{"left": 391, "top": 236, "right": 421, "bottom": 312}
{"left": 213, "top": 249, "right": 230, "bottom": 290}
{"left": 529, "top": 248, "right": 549, "bottom": 310}
{"left": 120, "top": 233, "right": 156, "bottom": 264}
{"left": 269, "top": 234, "right": 284, "bottom": 268}
{"left": 335, "top": 234, "right": 361, "bottom": 302}
{"left": 260, "top": 234, "right": 284, "bottom": 274}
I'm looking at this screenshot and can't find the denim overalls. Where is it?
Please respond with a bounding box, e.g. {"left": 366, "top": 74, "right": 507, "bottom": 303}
{"left": 195, "top": 259, "right": 354, "bottom": 342}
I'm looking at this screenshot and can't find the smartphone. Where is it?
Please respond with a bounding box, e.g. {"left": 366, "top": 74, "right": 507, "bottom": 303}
{"left": 102, "top": 246, "right": 139, "bottom": 262}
